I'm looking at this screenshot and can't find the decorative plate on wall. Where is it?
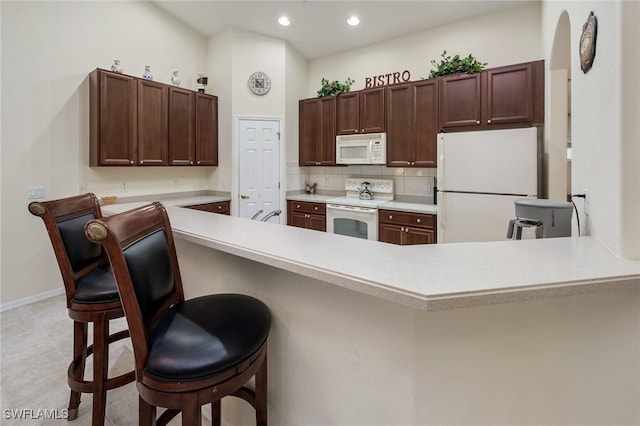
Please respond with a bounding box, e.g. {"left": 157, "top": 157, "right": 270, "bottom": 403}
{"left": 579, "top": 11, "right": 597, "bottom": 73}
{"left": 248, "top": 71, "right": 271, "bottom": 96}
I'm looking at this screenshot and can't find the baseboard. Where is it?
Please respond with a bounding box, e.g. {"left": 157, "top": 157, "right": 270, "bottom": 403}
{"left": 0, "top": 288, "right": 64, "bottom": 313}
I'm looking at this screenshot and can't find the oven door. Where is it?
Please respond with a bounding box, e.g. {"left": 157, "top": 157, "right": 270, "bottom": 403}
{"left": 326, "top": 204, "right": 378, "bottom": 241}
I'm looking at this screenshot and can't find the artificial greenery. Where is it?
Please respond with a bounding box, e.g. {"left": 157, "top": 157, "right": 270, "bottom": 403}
{"left": 428, "top": 50, "right": 487, "bottom": 78}
{"left": 316, "top": 77, "right": 355, "bottom": 97}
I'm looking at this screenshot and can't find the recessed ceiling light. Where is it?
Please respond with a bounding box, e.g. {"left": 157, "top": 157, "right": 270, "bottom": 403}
{"left": 347, "top": 16, "right": 360, "bottom": 26}
{"left": 278, "top": 16, "right": 290, "bottom": 27}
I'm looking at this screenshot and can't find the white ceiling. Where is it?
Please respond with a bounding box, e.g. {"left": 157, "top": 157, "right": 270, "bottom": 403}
{"left": 152, "top": 1, "right": 535, "bottom": 60}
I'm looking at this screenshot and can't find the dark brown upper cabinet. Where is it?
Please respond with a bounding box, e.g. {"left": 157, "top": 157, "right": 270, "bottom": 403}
{"left": 439, "top": 60, "right": 544, "bottom": 131}
{"left": 336, "top": 87, "right": 385, "bottom": 135}
{"left": 299, "top": 97, "right": 336, "bottom": 166}
{"left": 90, "top": 68, "right": 218, "bottom": 167}
{"left": 386, "top": 79, "right": 438, "bottom": 167}
{"left": 194, "top": 93, "right": 218, "bottom": 166}
{"left": 137, "top": 79, "right": 168, "bottom": 166}
{"left": 90, "top": 70, "right": 137, "bottom": 166}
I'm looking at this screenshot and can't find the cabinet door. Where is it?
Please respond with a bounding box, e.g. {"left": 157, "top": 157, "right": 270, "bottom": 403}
{"left": 299, "top": 99, "right": 320, "bottom": 166}
{"left": 413, "top": 79, "right": 438, "bottom": 167}
{"left": 168, "top": 87, "right": 194, "bottom": 166}
{"left": 336, "top": 92, "right": 360, "bottom": 135}
{"left": 359, "top": 87, "right": 385, "bottom": 133}
{"left": 386, "top": 83, "right": 413, "bottom": 167}
{"left": 379, "top": 223, "right": 404, "bottom": 245}
{"left": 307, "top": 214, "right": 326, "bottom": 232}
{"left": 137, "top": 79, "right": 168, "bottom": 166}
{"left": 439, "top": 73, "right": 481, "bottom": 129}
{"left": 405, "top": 227, "right": 436, "bottom": 245}
{"left": 483, "top": 62, "right": 538, "bottom": 126}
{"left": 290, "top": 211, "right": 309, "bottom": 229}
{"left": 91, "top": 70, "right": 137, "bottom": 166}
{"left": 318, "top": 96, "right": 337, "bottom": 165}
{"left": 195, "top": 93, "right": 218, "bottom": 166}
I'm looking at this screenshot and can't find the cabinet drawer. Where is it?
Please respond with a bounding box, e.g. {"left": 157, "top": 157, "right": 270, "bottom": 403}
{"left": 378, "top": 210, "right": 435, "bottom": 228}
{"left": 186, "top": 201, "right": 230, "bottom": 215}
{"left": 290, "top": 201, "right": 326, "bottom": 215}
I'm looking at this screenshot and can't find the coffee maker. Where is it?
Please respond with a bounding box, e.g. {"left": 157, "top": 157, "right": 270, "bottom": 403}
{"left": 507, "top": 198, "right": 573, "bottom": 240}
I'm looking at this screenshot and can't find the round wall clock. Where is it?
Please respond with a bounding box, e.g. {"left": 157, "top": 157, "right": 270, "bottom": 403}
{"left": 579, "top": 11, "right": 597, "bottom": 73}
{"left": 248, "top": 71, "right": 271, "bottom": 96}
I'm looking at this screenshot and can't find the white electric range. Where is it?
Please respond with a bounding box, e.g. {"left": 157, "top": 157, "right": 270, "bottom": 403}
{"left": 326, "top": 178, "right": 394, "bottom": 240}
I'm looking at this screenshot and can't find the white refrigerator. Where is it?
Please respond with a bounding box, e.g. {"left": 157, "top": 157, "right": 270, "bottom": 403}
{"left": 436, "top": 127, "right": 540, "bottom": 243}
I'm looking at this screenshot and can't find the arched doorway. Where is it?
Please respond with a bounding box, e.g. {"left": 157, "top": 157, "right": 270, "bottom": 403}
{"left": 547, "top": 11, "right": 571, "bottom": 201}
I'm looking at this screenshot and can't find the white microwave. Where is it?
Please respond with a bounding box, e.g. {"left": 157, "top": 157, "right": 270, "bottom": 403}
{"left": 336, "top": 133, "right": 387, "bottom": 165}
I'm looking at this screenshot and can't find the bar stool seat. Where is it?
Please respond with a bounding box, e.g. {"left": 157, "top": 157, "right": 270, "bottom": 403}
{"left": 29, "top": 193, "right": 134, "bottom": 425}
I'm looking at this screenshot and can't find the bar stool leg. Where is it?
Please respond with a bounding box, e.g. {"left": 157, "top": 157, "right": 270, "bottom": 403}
{"left": 68, "top": 321, "right": 88, "bottom": 420}
{"left": 91, "top": 314, "right": 109, "bottom": 426}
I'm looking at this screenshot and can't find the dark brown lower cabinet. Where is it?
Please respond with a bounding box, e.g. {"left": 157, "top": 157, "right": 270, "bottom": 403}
{"left": 378, "top": 209, "right": 436, "bottom": 245}
{"left": 185, "top": 201, "right": 230, "bottom": 215}
{"left": 287, "top": 200, "right": 326, "bottom": 231}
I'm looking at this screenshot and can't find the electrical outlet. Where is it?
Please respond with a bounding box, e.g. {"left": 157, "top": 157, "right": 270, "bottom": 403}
{"left": 584, "top": 189, "right": 590, "bottom": 216}
{"left": 121, "top": 182, "right": 128, "bottom": 193}
{"left": 27, "top": 186, "right": 44, "bottom": 199}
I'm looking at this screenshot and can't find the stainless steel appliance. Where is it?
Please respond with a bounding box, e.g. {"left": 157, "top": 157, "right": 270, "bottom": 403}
{"left": 326, "top": 178, "right": 394, "bottom": 240}
{"left": 336, "top": 133, "right": 387, "bottom": 165}
{"left": 507, "top": 198, "right": 573, "bottom": 239}
{"left": 437, "top": 127, "right": 540, "bottom": 243}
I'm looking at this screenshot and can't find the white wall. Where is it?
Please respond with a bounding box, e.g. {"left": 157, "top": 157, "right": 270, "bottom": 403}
{"left": 541, "top": 1, "right": 640, "bottom": 260}
{"left": 308, "top": 2, "right": 542, "bottom": 95}
{"left": 0, "top": 1, "right": 208, "bottom": 303}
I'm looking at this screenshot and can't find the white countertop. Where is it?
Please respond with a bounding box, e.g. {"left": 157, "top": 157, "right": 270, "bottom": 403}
{"left": 380, "top": 200, "right": 437, "bottom": 214}
{"left": 104, "top": 197, "right": 640, "bottom": 311}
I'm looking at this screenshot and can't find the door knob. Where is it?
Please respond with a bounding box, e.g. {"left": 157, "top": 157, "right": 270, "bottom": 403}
{"left": 240, "top": 194, "right": 250, "bottom": 199}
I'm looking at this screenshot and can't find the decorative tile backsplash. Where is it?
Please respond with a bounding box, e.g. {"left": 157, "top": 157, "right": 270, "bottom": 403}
{"left": 287, "top": 162, "right": 437, "bottom": 201}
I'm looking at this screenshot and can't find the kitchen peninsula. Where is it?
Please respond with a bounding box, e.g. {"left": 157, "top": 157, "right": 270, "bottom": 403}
{"left": 103, "top": 199, "right": 640, "bottom": 424}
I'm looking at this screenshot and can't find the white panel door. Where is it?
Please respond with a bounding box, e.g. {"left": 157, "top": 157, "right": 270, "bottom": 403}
{"left": 238, "top": 119, "right": 281, "bottom": 221}
{"left": 437, "top": 127, "right": 538, "bottom": 195}
{"left": 437, "top": 192, "right": 522, "bottom": 243}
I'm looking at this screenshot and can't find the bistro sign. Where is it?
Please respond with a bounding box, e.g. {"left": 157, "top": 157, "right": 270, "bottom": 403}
{"left": 364, "top": 70, "right": 411, "bottom": 88}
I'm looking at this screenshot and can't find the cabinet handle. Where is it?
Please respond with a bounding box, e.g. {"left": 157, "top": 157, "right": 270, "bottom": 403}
{"left": 140, "top": 160, "right": 143, "bottom": 164}
{"left": 417, "top": 218, "right": 421, "bottom": 223}
{"left": 190, "top": 161, "right": 194, "bottom": 165}
{"left": 389, "top": 215, "right": 393, "bottom": 220}
{"left": 476, "top": 120, "right": 480, "bottom": 124}
{"left": 218, "top": 205, "right": 222, "bottom": 210}
{"left": 197, "top": 161, "right": 200, "bottom": 165}
{"left": 314, "top": 206, "right": 318, "bottom": 210}
{"left": 130, "top": 160, "right": 134, "bottom": 165}
{"left": 487, "top": 119, "right": 492, "bottom": 124}
{"left": 405, "top": 228, "right": 409, "bottom": 233}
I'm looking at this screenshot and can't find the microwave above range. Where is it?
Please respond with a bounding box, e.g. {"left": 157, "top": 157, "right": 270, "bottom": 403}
{"left": 336, "top": 133, "right": 387, "bottom": 165}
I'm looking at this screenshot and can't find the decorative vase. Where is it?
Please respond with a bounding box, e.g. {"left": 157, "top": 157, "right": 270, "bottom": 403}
{"left": 143, "top": 65, "right": 153, "bottom": 80}
{"left": 171, "top": 70, "right": 180, "bottom": 87}
{"left": 111, "top": 59, "right": 122, "bottom": 73}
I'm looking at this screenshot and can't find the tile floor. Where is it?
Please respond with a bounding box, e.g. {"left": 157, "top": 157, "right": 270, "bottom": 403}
{"left": 0, "top": 295, "right": 202, "bottom": 425}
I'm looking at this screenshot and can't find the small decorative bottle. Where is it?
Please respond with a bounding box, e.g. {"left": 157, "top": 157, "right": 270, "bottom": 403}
{"left": 143, "top": 65, "right": 153, "bottom": 80}
{"left": 171, "top": 70, "right": 180, "bottom": 87}
{"left": 111, "top": 59, "right": 122, "bottom": 73}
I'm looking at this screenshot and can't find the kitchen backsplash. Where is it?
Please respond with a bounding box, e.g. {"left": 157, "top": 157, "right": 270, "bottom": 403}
{"left": 287, "top": 162, "right": 436, "bottom": 201}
